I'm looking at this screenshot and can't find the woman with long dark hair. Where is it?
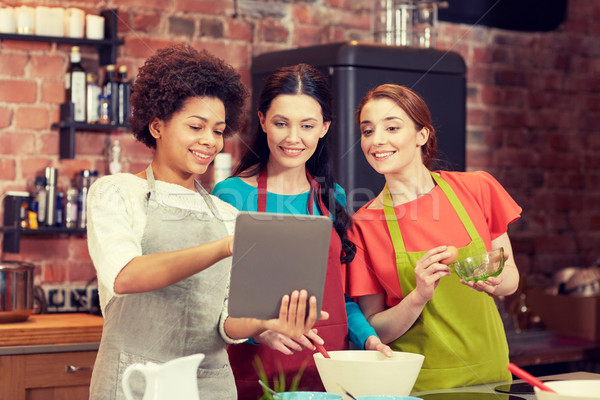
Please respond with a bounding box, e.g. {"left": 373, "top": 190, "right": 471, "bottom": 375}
{"left": 213, "top": 64, "right": 390, "bottom": 398}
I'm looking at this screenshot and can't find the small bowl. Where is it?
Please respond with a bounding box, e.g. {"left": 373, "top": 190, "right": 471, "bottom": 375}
{"left": 274, "top": 393, "right": 342, "bottom": 400}
{"left": 533, "top": 379, "right": 600, "bottom": 399}
{"left": 450, "top": 247, "right": 505, "bottom": 282}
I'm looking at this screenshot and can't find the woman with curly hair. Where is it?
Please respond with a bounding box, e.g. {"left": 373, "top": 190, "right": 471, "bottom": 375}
{"left": 86, "top": 45, "right": 324, "bottom": 399}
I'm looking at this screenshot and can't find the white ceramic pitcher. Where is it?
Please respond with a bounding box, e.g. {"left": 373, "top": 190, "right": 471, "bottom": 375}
{"left": 122, "top": 353, "right": 205, "bottom": 400}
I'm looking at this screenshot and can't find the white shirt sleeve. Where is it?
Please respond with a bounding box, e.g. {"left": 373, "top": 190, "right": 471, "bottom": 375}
{"left": 86, "top": 174, "right": 147, "bottom": 312}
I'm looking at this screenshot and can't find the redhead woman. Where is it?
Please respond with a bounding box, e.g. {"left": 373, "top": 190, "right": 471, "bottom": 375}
{"left": 346, "top": 84, "right": 521, "bottom": 392}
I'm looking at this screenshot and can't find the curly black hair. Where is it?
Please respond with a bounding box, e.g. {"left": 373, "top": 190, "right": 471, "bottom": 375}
{"left": 129, "top": 44, "right": 248, "bottom": 149}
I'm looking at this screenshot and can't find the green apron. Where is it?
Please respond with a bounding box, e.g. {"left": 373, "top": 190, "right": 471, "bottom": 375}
{"left": 382, "top": 172, "right": 511, "bottom": 392}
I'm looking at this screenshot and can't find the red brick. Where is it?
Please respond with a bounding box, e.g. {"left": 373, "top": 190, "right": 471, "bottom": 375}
{"left": 41, "top": 262, "right": 68, "bottom": 283}
{"left": 110, "top": 0, "right": 169, "bottom": 10}
{"left": 259, "top": 19, "right": 289, "bottom": 43}
{"left": 0, "top": 53, "right": 28, "bottom": 76}
{"left": 75, "top": 131, "right": 112, "bottom": 156}
{"left": 41, "top": 80, "right": 66, "bottom": 104}
{"left": 1, "top": 40, "right": 51, "bottom": 52}
{"left": 15, "top": 107, "right": 50, "bottom": 130}
{"left": 134, "top": 14, "right": 162, "bottom": 32}
{"left": 30, "top": 55, "right": 66, "bottom": 79}
{"left": 191, "top": 40, "right": 250, "bottom": 69}
{"left": 58, "top": 158, "right": 93, "bottom": 184}
{"left": 68, "top": 260, "right": 97, "bottom": 282}
{"left": 0, "top": 81, "right": 36, "bottom": 103}
{"left": 293, "top": 3, "right": 319, "bottom": 24}
{"left": 124, "top": 36, "right": 181, "bottom": 59}
{"left": 38, "top": 132, "right": 59, "bottom": 156}
{"left": 20, "top": 237, "right": 70, "bottom": 263}
{"left": 467, "top": 66, "right": 493, "bottom": 85}
{"left": 0, "top": 131, "right": 36, "bottom": 155}
{"left": 466, "top": 108, "right": 491, "bottom": 126}
{"left": 472, "top": 47, "right": 493, "bottom": 64}
{"left": 480, "top": 87, "right": 503, "bottom": 106}
{"left": 174, "top": 0, "right": 232, "bottom": 14}
{"left": 227, "top": 17, "right": 253, "bottom": 41}
{"left": 0, "top": 107, "right": 12, "bottom": 129}
{"left": 19, "top": 158, "right": 53, "bottom": 179}
{"left": 0, "top": 158, "right": 16, "bottom": 180}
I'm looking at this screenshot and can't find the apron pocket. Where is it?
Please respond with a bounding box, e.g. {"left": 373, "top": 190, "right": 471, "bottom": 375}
{"left": 197, "top": 364, "right": 236, "bottom": 398}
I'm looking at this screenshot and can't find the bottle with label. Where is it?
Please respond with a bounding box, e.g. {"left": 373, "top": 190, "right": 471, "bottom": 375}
{"left": 108, "top": 139, "right": 122, "bottom": 175}
{"left": 86, "top": 73, "right": 101, "bottom": 124}
{"left": 65, "top": 46, "right": 87, "bottom": 122}
{"left": 102, "top": 65, "right": 119, "bottom": 125}
{"left": 117, "top": 66, "right": 130, "bottom": 126}
{"left": 33, "top": 176, "right": 47, "bottom": 226}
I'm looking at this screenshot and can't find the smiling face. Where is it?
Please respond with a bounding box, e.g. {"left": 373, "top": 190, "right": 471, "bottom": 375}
{"left": 150, "top": 96, "right": 225, "bottom": 186}
{"left": 359, "top": 97, "right": 429, "bottom": 176}
{"left": 259, "top": 94, "right": 330, "bottom": 172}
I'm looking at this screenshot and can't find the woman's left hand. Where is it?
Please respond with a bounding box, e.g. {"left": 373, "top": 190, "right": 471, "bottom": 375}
{"left": 460, "top": 252, "right": 509, "bottom": 295}
{"left": 460, "top": 276, "right": 503, "bottom": 294}
{"left": 364, "top": 335, "right": 393, "bottom": 357}
{"left": 264, "top": 290, "right": 328, "bottom": 342}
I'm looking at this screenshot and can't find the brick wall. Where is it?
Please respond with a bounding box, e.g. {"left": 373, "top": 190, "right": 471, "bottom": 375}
{"left": 0, "top": 0, "right": 599, "bottom": 288}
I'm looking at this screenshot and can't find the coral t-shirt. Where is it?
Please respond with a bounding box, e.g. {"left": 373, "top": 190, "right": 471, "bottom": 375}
{"left": 346, "top": 170, "right": 522, "bottom": 307}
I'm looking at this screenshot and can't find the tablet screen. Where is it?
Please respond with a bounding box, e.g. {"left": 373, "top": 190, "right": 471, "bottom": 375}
{"left": 227, "top": 212, "right": 332, "bottom": 321}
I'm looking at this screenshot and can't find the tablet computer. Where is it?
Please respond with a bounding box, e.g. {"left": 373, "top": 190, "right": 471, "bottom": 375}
{"left": 227, "top": 211, "right": 332, "bottom": 321}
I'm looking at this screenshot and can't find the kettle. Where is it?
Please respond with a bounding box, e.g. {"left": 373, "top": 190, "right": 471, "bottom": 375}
{"left": 122, "top": 353, "right": 204, "bottom": 400}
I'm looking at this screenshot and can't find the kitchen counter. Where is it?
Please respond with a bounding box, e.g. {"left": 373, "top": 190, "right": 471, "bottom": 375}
{"left": 412, "top": 371, "right": 600, "bottom": 399}
{"left": 0, "top": 313, "right": 103, "bottom": 351}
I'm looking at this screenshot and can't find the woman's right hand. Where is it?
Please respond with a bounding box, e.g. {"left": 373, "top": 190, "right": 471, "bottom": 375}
{"left": 413, "top": 246, "right": 452, "bottom": 304}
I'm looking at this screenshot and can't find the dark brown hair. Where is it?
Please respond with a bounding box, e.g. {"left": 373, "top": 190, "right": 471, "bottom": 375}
{"left": 356, "top": 84, "right": 438, "bottom": 168}
{"left": 234, "top": 64, "right": 355, "bottom": 263}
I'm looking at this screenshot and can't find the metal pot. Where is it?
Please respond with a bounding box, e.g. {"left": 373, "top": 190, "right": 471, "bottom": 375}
{"left": 0, "top": 261, "right": 35, "bottom": 323}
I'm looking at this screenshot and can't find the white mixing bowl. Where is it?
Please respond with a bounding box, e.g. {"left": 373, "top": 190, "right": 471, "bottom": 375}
{"left": 534, "top": 380, "right": 600, "bottom": 400}
{"left": 313, "top": 351, "right": 424, "bottom": 398}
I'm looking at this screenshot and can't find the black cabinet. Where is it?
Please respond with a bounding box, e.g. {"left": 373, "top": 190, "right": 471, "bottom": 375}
{"left": 251, "top": 42, "right": 466, "bottom": 210}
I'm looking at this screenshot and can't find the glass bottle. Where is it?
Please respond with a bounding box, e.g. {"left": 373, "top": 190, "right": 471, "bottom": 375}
{"left": 65, "top": 46, "right": 87, "bottom": 122}
{"left": 102, "top": 64, "right": 119, "bottom": 125}
{"left": 117, "top": 66, "right": 130, "bottom": 126}
{"left": 86, "top": 73, "right": 101, "bottom": 123}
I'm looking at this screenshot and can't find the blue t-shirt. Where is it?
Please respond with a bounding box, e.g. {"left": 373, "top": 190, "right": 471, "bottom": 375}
{"left": 212, "top": 176, "right": 377, "bottom": 349}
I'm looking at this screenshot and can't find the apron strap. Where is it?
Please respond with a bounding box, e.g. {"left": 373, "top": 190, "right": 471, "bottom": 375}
{"left": 383, "top": 171, "right": 480, "bottom": 256}
{"left": 430, "top": 172, "right": 479, "bottom": 241}
{"left": 145, "top": 164, "right": 223, "bottom": 221}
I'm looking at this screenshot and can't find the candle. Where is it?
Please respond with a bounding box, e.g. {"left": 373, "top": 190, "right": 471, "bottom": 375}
{"left": 0, "top": 7, "right": 15, "bottom": 33}
{"left": 85, "top": 14, "right": 104, "bottom": 40}
{"left": 65, "top": 8, "right": 85, "bottom": 38}
{"left": 16, "top": 6, "right": 34, "bottom": 35}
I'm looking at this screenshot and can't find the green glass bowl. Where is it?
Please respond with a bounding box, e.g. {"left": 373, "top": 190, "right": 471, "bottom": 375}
{"left": 451, "top": 247, "right": 505, "bottom": 282}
